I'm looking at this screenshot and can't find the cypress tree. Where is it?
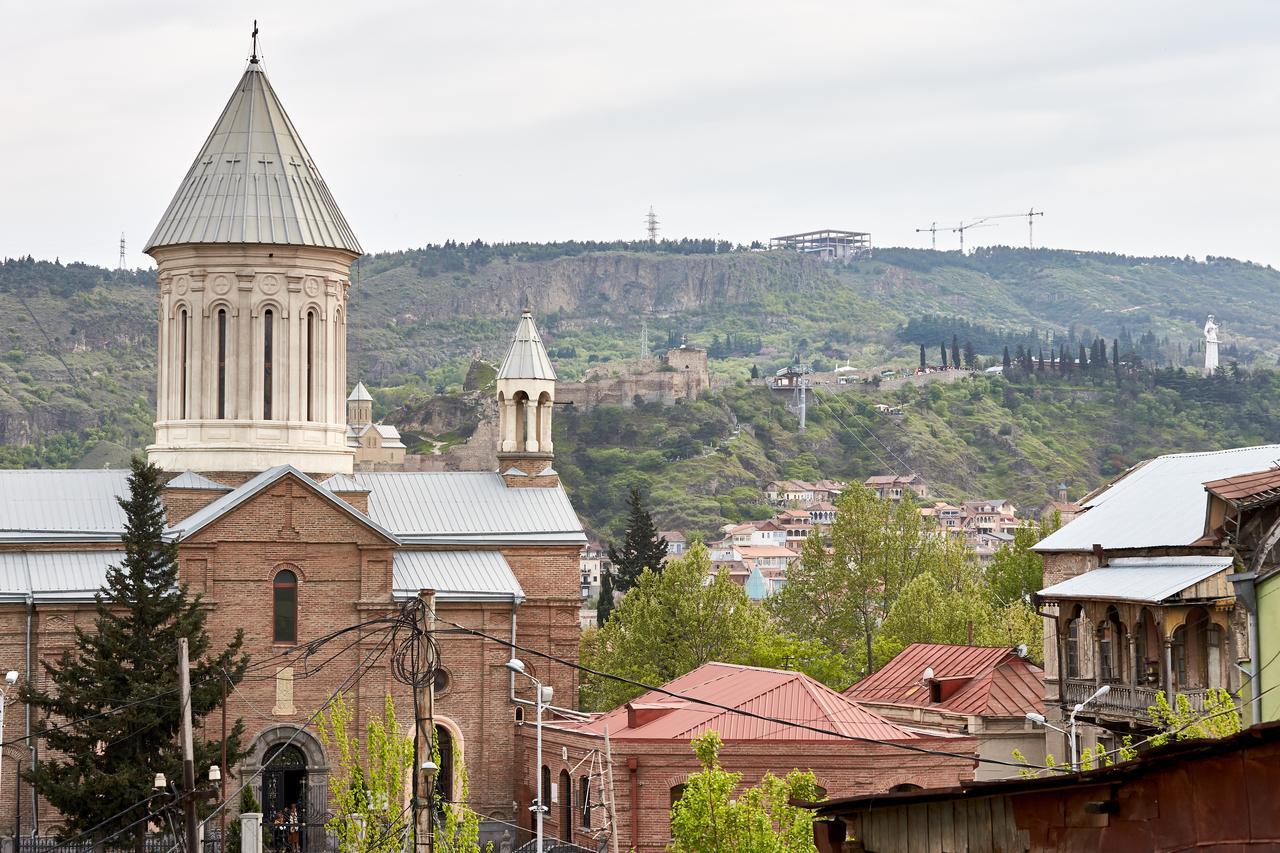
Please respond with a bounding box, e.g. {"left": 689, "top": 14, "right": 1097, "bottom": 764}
{"left": 963, "top": 341, "right": 976, "bottom": 369}
{"left": 950, "top": 335, "right": 960, "bottom": 371}
{"left": 1112, "top": 338, "right": 1120, "bottom": 369}
{"left": 940, "top": 342, "right": 948, "bottom": 369}
{"left": 919, "top": 344, "right": 927, "bottom": 371}
{"left": 21, "top": 458, "right": 250, "bottom": 847}
{"left": 1002, "top": 346, "right": 1011, "bottom": 372}
{"left": 607, "top": 487, "right": 669, "bottom": 590}
{"left": 596, "top": 568, "right": 616, "bottom": 625}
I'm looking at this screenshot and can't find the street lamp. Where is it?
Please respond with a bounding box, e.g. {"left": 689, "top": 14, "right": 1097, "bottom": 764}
{"left": 1027, "top": 684, "right": 1111, "bottom": 772}
{"left": 507, "top": 658, "right": 552, "bottom": 853}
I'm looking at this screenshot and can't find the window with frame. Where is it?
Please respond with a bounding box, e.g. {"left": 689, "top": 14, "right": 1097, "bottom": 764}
{"left": 578, "top": 775, "right": 592, "bottom": 829}
{"left": 273, "top": 569, "right": 298, "bottom": 644}
{"left": 1066, "top": 614, "right": 1081, "bottom": 679}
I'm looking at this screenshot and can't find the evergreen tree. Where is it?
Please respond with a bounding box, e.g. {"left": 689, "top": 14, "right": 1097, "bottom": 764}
{"left": 1038, "top": 349, "right": 1046, "bottom": 372}
{"left": 607, "top": 487, "right": 668, "bottom": 590}
{"left": 227, "top": 785, "right": 265, "bottom": 853}
{"left": 749, "top": 364, "right": 760, "bottom": 380}
{"left": 940, "top": 342, "right": 948, "bottom": 369}
{"left": 919, "top": 344, "right": 927, "bottom": 371}
{"left": 1002, "top": 346, "right": 1011, "bottom": 372}
{"left": 21, "top": 458, "right": 250, "bottom": 847}
{"left": 596, "top": 568, "right": 616, "bottom": 625}
{"left": 950, "top": 335, "right": 961, "bottom": 370}
{"left": 1112, "top": 338, "right": 1120, "bottom": 369}
{"left": 963, "top": 340, "right": 976, "bottom": 369}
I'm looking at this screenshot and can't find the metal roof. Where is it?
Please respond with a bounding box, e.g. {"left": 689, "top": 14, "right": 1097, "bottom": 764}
{"left": 496, "top": 311, "right": 556, "bottom": 381}
{"left": 392, "top": 550, "right": 524, "bottom": 603}
{"left": 319, "top": 473, "right": 370, "bottom": 493}
{"left": 1037, "top": 555, "right": 1234, "bottom": 603}
{"left": 145, "top": 61, "right": 361, "bottom": 254}
{"left": 0, "top": 550, "right": 127, "bottom": 603}
{"left": 165, "top": 471, "right": 233, "bottom": 491}
{"left": 352, "top": 472, "right": 585, "bottom": 545}
{"left": 845, "top": 644, "right": 1043, "bottom": 717}
{"left": 0, "top": 470, "right": 131, "bottom": 542}
{"left": 1203, "top": 466, "right": 1280, "bottom": 510}
{"left": 1033, "top": 444, "right": 1280, "bottom": 552}
{"left": 582, "top": 662, "right": 915, "bottom": 742}
{"left": 347, "top": 382, "right": 373, "bottom": 402}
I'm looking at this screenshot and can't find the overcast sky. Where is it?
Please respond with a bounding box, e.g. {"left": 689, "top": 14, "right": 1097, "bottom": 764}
{"left": 4, "top": 1, "right": 1278, "bottom": 268}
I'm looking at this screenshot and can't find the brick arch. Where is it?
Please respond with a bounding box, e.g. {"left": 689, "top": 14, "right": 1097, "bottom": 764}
{"left": 272, "top": 560, "right": 307, "bottom": 582}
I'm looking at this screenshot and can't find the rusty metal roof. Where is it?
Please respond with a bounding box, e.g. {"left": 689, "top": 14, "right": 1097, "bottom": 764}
{"left": 844, "top": 644, "right": 1044, "bottom": 717}
{"left": 145, "top": 61, "right": 361, "bottom": 254}
{"left": 1203, "top": 465, "right": 1280, "bottom": 509}
{"left": 583, "top": 662, "right": 916, "bottom": 742}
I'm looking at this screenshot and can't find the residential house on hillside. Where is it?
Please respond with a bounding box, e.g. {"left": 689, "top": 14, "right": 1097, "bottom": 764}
{"left": 580, "top": 541, "right": 610, "bottom": 597}
{"left": 1031, "top": 445, "right": 1280, "bottom": 759}
{"left": 845, "top": 644, "right": 1045, "bottom": 781}
{"left": 776, "top": 508, "right": 815, "bottom": 548}
{"left": 864, "top": 474, "right": 930, "bottom": 502}
{"left": 659, "top": 530, "right": 687, "bottom": 558}
{"left": 811, "top": 479, "right": 847, "bottom": 502}
{"left": 806, "top": 501, "right": 837, "bottom": 525}
{"left": 962, "top": 499, "right": 1019, "bottom": 535}
{"left": 765, "top": 479, "right": 817, "bottom": 506}
{"left": 970, "top": 530, "right": 1015, "bottom": 561}
{"left": 522, "top": 662, "right": 975, "bottom": 853}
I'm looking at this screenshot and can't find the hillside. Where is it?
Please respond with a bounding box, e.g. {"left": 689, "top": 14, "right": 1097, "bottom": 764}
{"left": 2, "top": 245, "right": 1278, "bottom": 504}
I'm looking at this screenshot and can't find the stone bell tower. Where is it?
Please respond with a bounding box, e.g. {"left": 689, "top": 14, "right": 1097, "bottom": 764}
{"left": 144, "top": 53, "right": 361, "bottom": 476}
{"left": 496, "top": 311, "right": 558, "bottom": 487}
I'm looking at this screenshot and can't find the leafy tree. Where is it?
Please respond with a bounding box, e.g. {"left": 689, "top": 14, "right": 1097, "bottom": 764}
{"left": 318, "top": 694, "right": 413, "bottom": 853}
{"left": 1147, "top": 688, "right": 1241, "bottom": 744}
{"left": 580, "top": 542, "right": 771, "bottom": 711}
{"left": 607, "top": 487, "right": 669, "bottom": 590}
{"left": 670, "top": 731, "right": 821, "bottom": 853}
{"left": 433, "top": 731, "right": 492, "bottom": 853}
{"left": 21, "top": 457, "right": 250, "bottom": 848}
{"left": 987, "top": 514, "right": 1060, "bottom": 607}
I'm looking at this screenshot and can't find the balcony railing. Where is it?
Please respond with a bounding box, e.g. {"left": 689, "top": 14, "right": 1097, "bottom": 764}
{"left": 1062, "top": 679, "right": 1214, "bottom": 720}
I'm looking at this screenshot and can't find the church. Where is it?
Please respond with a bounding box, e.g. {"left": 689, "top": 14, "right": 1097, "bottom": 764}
{"left": 0, "top": 50, "right": 583, "bottom": 847}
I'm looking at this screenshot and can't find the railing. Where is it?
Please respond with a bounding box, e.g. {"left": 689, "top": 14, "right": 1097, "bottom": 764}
{"left": 1063, "top": 679, "right": 1215, "bottom": 719}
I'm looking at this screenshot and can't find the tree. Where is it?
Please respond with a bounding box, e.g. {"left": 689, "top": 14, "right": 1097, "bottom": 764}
{"left": 318, "top": 694, "right": 413, "bottom": 853}
{"left": 963, "top": 340, "right": 976, "bottom": 368}
{"left": 770, "top": 489, "right": 939, "bottom": 681}
{"left": 940, "top": 342, "right": 948, "bottom": 369}
{"left": 607, "top": 487, "right": 668, "bottom": 591}
{"left": 951, "top": 335, "right": 961, "bottom": 370}
{"left": 21, "top": 458, "right": 250, "bottom": 848}
{"left": 226, "top": 785, "right": 265, "bottom": 853}
{"left": 670, "top": 730, "right": 821, "bottom": 853}
{"left": 987, "top": 514, "right": 1060, "bottom": 608}
{"left": 596, "top": 567, "right": 616, "bottom": 625}
{"left": 919, "top": 344, "right": 927, "bottom": 370}
{"left": 750, "top": 364, "right": 760, "bottom": 380}
{"left": 1002, "top": 346, "right": 1011, "bottom": 372}
{"left": 579, "top": 542, "right": 772, "bottom": 711}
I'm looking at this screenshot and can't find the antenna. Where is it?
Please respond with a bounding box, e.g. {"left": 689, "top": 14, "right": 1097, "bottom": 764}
{"left": 646, "top": 206, "right": 659, "bottom": 242}
{"left": 249, "top": 20, "right": 260, "bottom": 64}
{"left": 117, "top": 233, "right": 126, "bottom": 271}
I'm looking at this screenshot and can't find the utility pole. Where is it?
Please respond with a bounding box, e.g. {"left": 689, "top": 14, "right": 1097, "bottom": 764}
{"left": 412, "top": 591, "right": 437, "bottom": 853}
{"left": 179, "top": 638, "right": 198, "bottom": 853}
{"left": 646, "top": 206, "right": 659, "bottom": 242}
{"left": 117, "top": 234, "right": 127, "bottom": 271}
{"left": 220, "top": 673, "right": 228, "bottom": 852}
{"left": 639, "top": 316, "right": 650, "bottom": 361}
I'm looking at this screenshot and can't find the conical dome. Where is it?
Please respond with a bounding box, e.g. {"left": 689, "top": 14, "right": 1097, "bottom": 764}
{"left": 145, "top": 61, "right": 361, "bottom": 254}
{"left": 498, "top": 311, "right": 557, "bottom": 381}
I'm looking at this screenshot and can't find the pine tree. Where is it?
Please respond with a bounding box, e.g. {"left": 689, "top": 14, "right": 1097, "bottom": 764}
{"left": 919, "top": 344, "right": 926, "bottom": 371}
{"left": 950, "top": 335, "right": 960, "bottom": 370}
{"left": 607, "top": 487, "right": 669, "bottom": 590}
{"left": 597, "top": 568, "right": 616, "bottom": 625}
{"left": 940, "top": 342, "right": 948, "bottom": 369}
{"left": 21, "top": 458, "right": 251, "bottom": 847}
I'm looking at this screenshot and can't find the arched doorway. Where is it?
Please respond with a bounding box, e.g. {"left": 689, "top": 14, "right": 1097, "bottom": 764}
{"left": 263, "top": 744, "right": 309, "bottom": 853}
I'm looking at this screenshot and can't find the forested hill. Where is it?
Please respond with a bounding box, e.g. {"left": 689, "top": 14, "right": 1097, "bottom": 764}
{"left": 0, "top": 244, "right": 1276, "bottom": 478}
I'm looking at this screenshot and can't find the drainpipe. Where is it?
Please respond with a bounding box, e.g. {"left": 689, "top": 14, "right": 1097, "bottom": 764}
{"left": 1227, "top": 570, "right": 1262, "bottom": 724}
{"left": 627, "top": 757, "right": 639, "bottom": 851}
{"left": 24, "top": 597, "right": 35, "bottom": 835}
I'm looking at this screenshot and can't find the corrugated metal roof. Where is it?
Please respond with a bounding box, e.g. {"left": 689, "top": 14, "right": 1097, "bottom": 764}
{"left": 145, "top": 62, "right": 361, "bottom": 254}
{"left": 845, "top": 644, "right": 1043, "bottom": 717}
{"left": 1037, "top": 555, "right": 1233, "bottom": 603}
{"left": 319, "top": 474, "right": 369, "bottom": 493}
{"left": 0, "top": 470, "right": 131, "bottom": 542}
{"left": 1034, "top": 444, "right": 1280, "bottom": 553}
{"left": 166, "top": 471, "right": 233, "bottom": 491}
{"left": 392, "top": 550, "right": 524, "bottom": 603}
{"left": 583, "top": 662, "right": 915, "bottom": 742}
{"left": 352, "top": 472, "right": 585, "bottom": 545}
{"left": 1203, "top": 466, "right": 1280, "bottom": 509}
{"left": 0, "top": 550, "right": 127, "bottom": 602}
{"left": 497, "top": 312, "right": 556, "bottom": 381}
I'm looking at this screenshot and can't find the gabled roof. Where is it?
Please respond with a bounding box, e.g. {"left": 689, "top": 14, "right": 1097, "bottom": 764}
{"left": 348, "top": 382, "right": 373, "bottom": 402}
{"left": 165, "top": 470, "right": 233, "bottom": 491}
{"left": 165, "top": 465, "right": 399, "bottom": 544}
{"left": 392, "top": 550, "right": 524, "bottom": 603}
{"left": 319, "top": 473, "right": 370, "bottom": 494}
{"left": 582, "top": 662, "right": 914, "bottom": 742}
{"left": 497, "top": 311, "right": 556, "bottom": 381}
{"left": 844, "top": 644, "right": 1043, "bottom": 718}
{"left": 1034, "top": 445, "right": 1280, "bottom": 553}
{"left": 1037, "top": 555, "right": 1233, "bottom": 604}
{"left": 145, "top": 61, "right": 361, "bottom": 254}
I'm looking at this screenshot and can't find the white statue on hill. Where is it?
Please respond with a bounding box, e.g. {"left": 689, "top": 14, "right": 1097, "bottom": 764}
{"left": 1204, "top": 314, "right": 1220, "bottom": 373}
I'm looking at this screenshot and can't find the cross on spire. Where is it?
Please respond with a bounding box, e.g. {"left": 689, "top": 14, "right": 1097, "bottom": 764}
{"left": 250, "top": 20, "right": 260, "bottom": 65}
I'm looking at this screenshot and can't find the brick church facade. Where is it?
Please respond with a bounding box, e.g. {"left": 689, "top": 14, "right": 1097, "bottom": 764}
{"left": 0, "top": 52, "right": 582, "bottom": 848}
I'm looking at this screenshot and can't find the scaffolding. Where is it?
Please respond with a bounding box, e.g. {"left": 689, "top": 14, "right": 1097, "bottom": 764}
{"left": 769, "top": 229, "right": 871, "bottom": 260}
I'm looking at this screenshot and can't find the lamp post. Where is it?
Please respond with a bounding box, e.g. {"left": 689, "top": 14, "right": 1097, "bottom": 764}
{"left": 507, "top": 658, "right": 551, "bottom": 853}
{"left": 1027, "top": 683, "right": 1111, "bottom": 772}
{"left": 0, "top": 670, "right": 19, "bottom": 802}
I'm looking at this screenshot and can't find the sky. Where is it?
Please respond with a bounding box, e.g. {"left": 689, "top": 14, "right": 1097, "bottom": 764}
{"left": 3, "top": 1, "right": 1279, "bottom": 268}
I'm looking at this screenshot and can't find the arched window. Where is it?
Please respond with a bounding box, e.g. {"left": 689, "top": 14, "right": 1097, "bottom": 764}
{"left": 578, "top": 775, "right": 591, "bottom": 829}
{"left": 559, "top": 769, "right": 572, "bottom": 838}
{"left": 434, "top": 725, "right": 454, "bottom": 803}
{"left": 305, "top": 310, "right": 316, "bottom": 421}
{"left": 216, "top": 309, "right": 228, "bottom": 419}
{"left": 1066, "top": 608, "right": 1082, "bottom": 679}
{"left": 669, "top": 783, "right": 687, "bottom": 809}
{"left": 178, "top": 308, "right": 189, "bottom": 419}
{"left": 273, "top": 569, "right": 297, "bottom": 644}
{"left": 263, "top": 309, "right": 275, "bottom": 420}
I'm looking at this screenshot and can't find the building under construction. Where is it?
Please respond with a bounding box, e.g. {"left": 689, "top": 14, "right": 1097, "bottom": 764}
{"left": 769, "top": 229, "right": 871, "bottom": 260}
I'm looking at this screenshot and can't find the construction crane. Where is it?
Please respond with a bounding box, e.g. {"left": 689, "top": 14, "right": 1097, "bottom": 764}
{"left": 915, "top": 222, "right": 943, "bottom": 250}
{"left": 918, "top": 219, "right": 997, "bottom": 254}
{"left": 972, "top": 208, "right": 1045, "bottom": 248}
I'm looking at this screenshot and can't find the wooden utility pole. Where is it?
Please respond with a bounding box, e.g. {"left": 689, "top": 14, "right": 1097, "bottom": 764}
{"left": 179, "top": 638, "right": 198, "bottom": 853}
{"left": 413, "top": 591, "right": 438, "bottom": 853}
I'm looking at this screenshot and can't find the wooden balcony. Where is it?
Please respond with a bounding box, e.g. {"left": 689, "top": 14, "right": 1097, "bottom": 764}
{"left": 1062, "top": 679, "right": 1214, "bottom": 720}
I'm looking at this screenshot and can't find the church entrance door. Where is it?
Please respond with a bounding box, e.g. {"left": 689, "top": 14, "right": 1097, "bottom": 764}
{"left": 263, "top": 744, "right": 309, "bottom": 853}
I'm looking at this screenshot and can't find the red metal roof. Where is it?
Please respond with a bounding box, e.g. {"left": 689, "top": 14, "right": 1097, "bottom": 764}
{"left": 844, "top": 644, "right": 1043, "bottom": 717}
{"left": 1203, "top": 466, "right": 1280, "bottom": 506}
{"left": 583, "top": 662, "right": 916, "bottom": 742}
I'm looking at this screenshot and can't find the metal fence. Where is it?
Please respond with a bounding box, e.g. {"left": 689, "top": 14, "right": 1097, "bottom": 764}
{"left": 18, "top": 834, "right": 179, "bottom": 853}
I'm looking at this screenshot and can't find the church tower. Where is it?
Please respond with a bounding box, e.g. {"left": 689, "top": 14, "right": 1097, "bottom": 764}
{"left": 496, "top": 311, "right": 558, "bottom": 486}
{"left": 144, "top": 54, "right": 361, "bottom": 476}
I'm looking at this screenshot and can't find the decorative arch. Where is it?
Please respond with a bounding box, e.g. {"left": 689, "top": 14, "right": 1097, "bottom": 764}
{"left": 272, "top": 565, "right": 300, "bottom": 644}
{"left": 245, "top": 726, "right": 329, "bottom": 849}
{"left": 559, "top": 768, "right": 572, "bottom": 839}
{"left": 251, "top": 297, "right": 288, "bottom": 319}
{"left": 433, "top": 715, "right": 464, "bottom": 803}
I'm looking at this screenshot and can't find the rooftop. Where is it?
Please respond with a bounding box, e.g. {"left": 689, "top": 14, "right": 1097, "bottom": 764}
{"left": 497, "top": 311, "right": 556, "bottom": 382}
{"left": 1203, "top": 465, "right": 1280, "bottom": 510}
{"left": 1037, "top": 555, "right": 1234, "bottom": 604}
{"left": 845, "top": 644, "right": 1043, "bottom": 717}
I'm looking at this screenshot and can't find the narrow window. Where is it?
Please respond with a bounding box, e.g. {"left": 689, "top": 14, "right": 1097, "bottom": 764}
{"left": 579, "top": 775, "right": 592, "bottom": 829}
{"left": 273, "top": 568, "right": 297, "bottom": 643}
{"left": 216, "top": 309, "right": 227, "bottom": 419}
{"left": 263, "top": 309, "right": 274, "bottom": 420}
{"left": 560, "top": 769, "right": 572, "bottom": 837}
{"left": 1066, "top": 616, "right": 1080, "bottom": 679}
{"left": 540, "top": 766, "right": 551, "bottom": 818}
{"left": 434, "top": 725, "right": 454, "bottom": 803}
{"left": 305, "top": 310, "right": 315, "bottom": 421}
{"left": 179, "top": 309, "right": 189, "bottom": 419}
